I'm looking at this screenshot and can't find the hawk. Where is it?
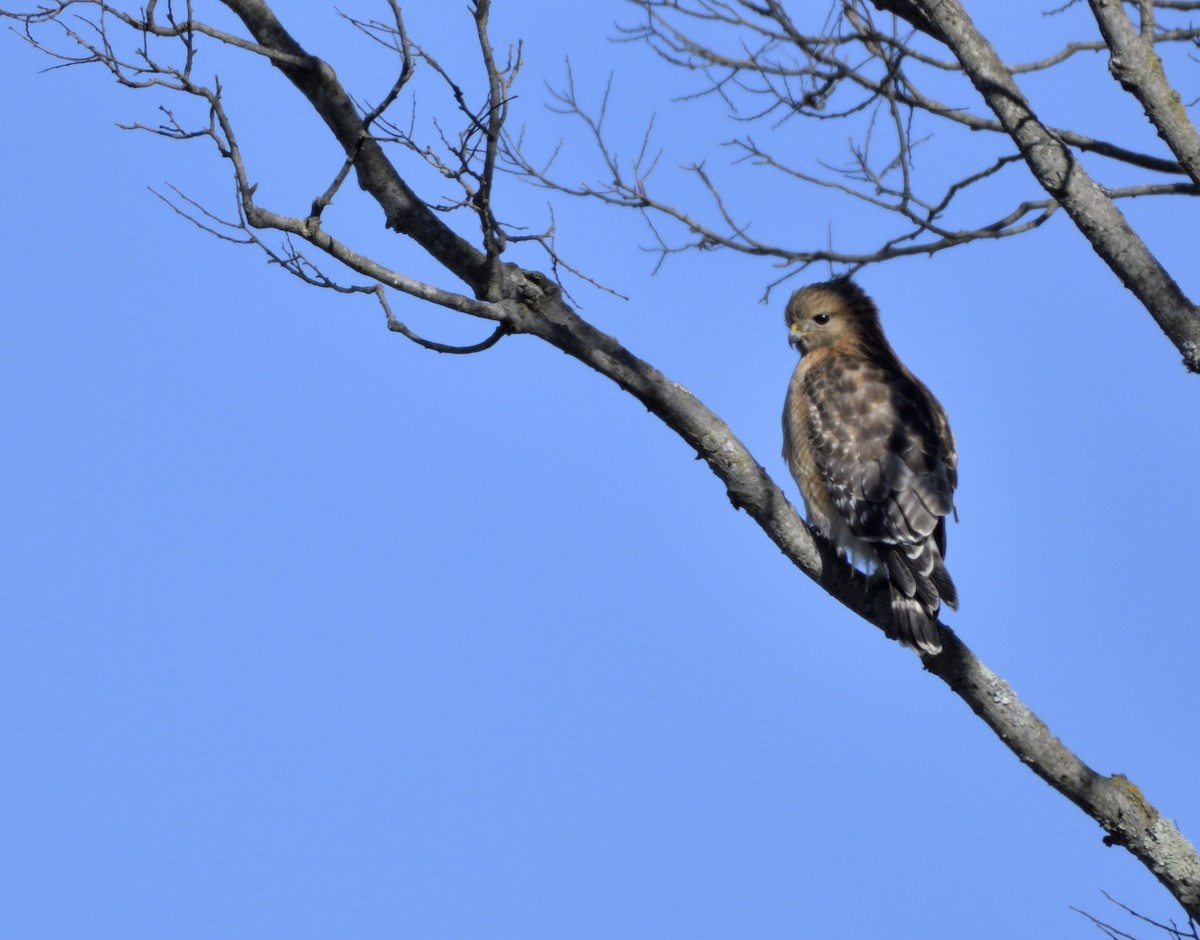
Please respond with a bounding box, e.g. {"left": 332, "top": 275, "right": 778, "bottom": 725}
{"left": 782, "top": 276, "right": 958, "bottom": 655}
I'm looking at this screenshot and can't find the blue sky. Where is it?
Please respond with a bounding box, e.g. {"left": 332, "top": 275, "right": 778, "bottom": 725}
{"left": 3, "top": 3, "right": 1199, "bottom": 938}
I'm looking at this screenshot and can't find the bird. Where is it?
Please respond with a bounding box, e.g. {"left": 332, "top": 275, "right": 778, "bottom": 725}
{"left": 781, "top": 276, "right": 958, "bottom": 655}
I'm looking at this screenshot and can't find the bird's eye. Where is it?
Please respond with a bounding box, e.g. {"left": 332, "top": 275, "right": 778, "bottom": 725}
{"left": 813, "top": 313, "right": 831, "bottom": 325}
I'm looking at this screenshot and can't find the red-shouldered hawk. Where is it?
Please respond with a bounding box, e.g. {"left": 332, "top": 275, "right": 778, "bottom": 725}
{"left": 782, "top": 276, "right": 958, "bottom": 655}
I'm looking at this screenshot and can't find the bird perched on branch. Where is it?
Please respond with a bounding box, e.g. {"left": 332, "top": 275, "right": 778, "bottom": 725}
{"left": 782, "top": 276, "right": 958, "bottom": 655}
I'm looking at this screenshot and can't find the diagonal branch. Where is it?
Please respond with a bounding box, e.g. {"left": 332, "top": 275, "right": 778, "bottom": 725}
{"left": 1088, "top": 0, "right": 1200, "bottom": 188}
{"left": 873, "top": 0, "right": 1200, "bottom": 374}
{"left": 218, "top": 0, "right": 491, "bottom": 294}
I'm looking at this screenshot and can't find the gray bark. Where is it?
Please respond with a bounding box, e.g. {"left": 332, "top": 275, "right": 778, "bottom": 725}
{"left": 872, "top": 0, "right": 1200, "bottom": 374}
{"left": 1088, "top": 0, "right": 1200, "bottom": 189}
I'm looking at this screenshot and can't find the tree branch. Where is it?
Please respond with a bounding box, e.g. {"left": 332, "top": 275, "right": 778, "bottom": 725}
{"left": 1088, "top": 0, "right": 1200, "bottom": 188}
{"left": 218, "top": 0, "right": 491, "bottom": 294}
{"left": 879, "top": 0, "right": 1200, "bottom": 374}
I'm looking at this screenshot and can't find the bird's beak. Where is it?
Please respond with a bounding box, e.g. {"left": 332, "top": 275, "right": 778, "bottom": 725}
{"left": 788, "top": 326, "right": 805, "bottom": 351}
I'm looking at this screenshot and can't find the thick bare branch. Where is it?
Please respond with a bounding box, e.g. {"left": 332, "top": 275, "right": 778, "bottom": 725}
{"left": 1088, "top": 0, "right": 1200, "bottom": 188}
{"left": 217, "top": 0, "right": 491, "bottom": 293}
{"left": 875, "top": 0, "right": 1200, "bottom": 372}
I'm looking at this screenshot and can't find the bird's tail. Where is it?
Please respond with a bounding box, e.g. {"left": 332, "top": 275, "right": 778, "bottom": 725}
{"left": 882, "top": 544, "right": 957, "bottom": 656}
{"left": 890, "top": 589, "right": 943, "bottom": 656}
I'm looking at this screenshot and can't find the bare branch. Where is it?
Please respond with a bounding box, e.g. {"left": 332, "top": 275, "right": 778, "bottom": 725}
{"left": 2, "top": 0, "right": 308, "bottom": 66}
{"left": 898, "top": 0, "right": 1200, "bottom": 376}
{"left": 214, "top": 0, "right": 491, "bottom": 291}
{"left": 1088, "top": 0, "right": 1200, "bottom": 187}
{"left": 471, "top": 0, "right": 516, "bottom": 274}
{"left": 378, "top": 287, "right": 509, "bottom": 354}
{"left": 620, "top": 0, "right": 1189, "bottom": 171}
{"left": 1073, "top": 892, "right": 1200, "bottom": 940}
{"left": 509, "top": 63, "right": 1062, "bottom": 293}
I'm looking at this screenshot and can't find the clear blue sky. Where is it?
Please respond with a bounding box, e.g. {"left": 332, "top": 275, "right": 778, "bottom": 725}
{"left": 3, "top": 3, "right": 1198, "bottom": 938}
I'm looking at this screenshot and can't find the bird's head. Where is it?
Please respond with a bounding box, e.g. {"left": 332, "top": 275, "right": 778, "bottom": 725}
{"left": 785, "top": 276, "right": 881, "bottom": 355}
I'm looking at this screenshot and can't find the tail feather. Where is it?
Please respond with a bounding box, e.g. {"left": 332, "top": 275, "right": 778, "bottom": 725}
{"left": 890, "top": 589, "right": 943, "bottom": 655}
{"left": 879, "top": 542, "right": 943, "bottom": 610}
{"left": 882, "top": 549, "right": 916, "bottom": 597}
{"left": 932, "top": 556, "right": 958, "bottom": 610}
{"left": 881, "top": 541, "right": 953, "bottom": 655}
